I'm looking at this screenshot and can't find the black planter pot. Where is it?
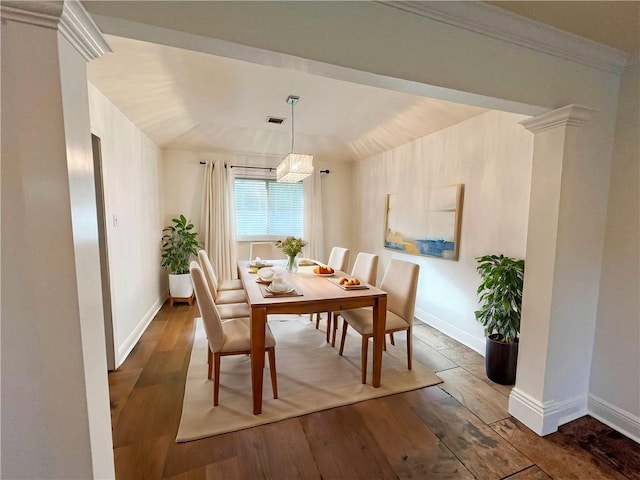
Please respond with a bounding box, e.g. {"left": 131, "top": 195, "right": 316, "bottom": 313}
{"left": 485, "top": 334, "right": 519, "bottom": 385}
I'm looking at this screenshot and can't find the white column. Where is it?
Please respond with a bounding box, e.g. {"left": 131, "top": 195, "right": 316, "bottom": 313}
{"left": 509, "top": 104, "right": 602, "bottom": 435}
{"left": 1, "top": 1, "right": 114, "bottom": 478}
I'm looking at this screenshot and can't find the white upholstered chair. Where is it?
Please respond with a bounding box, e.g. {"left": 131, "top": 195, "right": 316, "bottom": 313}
{"left": 249, "top": 242, "right": 283, "bottom": 261}
{"left": 198, "top": 250, "right": 243, "bottom": 291}
{"left": 198, "top": 249, "right": 247, "bottom": 305}
{"left": 190, "top": 261, "right": 278, "bottom": 406}
{"left": 327, "top": 252, "right": 379, "bottom": 345}
{"left": 338, "top": 259, "right": 419, "bottom": 384}
{"left": 327, "top": 246, "right": 350, "bottom": 272}
{"left": 312, "top": 246, "right": 351, "bottom": 329}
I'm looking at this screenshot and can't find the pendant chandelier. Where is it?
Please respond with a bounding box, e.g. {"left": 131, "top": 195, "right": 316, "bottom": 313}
{"left": 276, "top": 95, "right": 314, "bottom": 183}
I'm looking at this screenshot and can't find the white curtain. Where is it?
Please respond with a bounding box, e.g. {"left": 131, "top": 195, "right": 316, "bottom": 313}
{"left": 201, "top": 160, "right": 238, "bottom": 281}
{"left": 303, "top": 168, "right": 324, "bottom": 262}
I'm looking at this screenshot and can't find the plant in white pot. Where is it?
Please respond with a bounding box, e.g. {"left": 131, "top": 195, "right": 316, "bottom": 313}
{"left": 475, "top": 254, "right": 525, "bottom": 385}
{"left": 161, "top": 215, "right": 201, "bottom": 302}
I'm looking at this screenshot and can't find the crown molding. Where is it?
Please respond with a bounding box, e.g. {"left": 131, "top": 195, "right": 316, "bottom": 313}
{"left": 59, "top": 0, "right": 111, "bottom": 60}
{"left": 1, "top": 0, "right": 111, "bottom": 60}
{"left": 1, "top": 1, "right": 63, "bottom": 29}
{"left": 383, "top": 1, "right": 629, "bottom": 74}
{"left": 520, "top": 104, "right": 598, "bottom": 133}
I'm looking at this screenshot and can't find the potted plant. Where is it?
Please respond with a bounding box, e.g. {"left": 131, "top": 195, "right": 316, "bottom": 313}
{"left": 161, "top": 215, "right": 201, "bottom": 301}
{"left": 274, "top": 236, "right": 306, "bottom": 273}
{"left": 475, "top": 254, "right": 525, "bottom": 385}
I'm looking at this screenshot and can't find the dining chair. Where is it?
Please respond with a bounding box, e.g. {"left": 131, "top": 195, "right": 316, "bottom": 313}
{"left": 249, "top": 242, "right": 283, "bottom": 261}
{"left": 190, "top": 261, "right": 278, "bottom": 406}
{"left": 326, "top": 252, "right": 379, "bottom": 346}
{"left": 198, "top": 249, "right": 243, "bottom": 291}
{"left": 338, "top": 259, "right": 419, "bottom": 384}
{"left": 311, "top": 246, "right": 351, "bottom": 328}
{"left": 309, "top": 247, "right": 350, "bottom": 328}
{"left": 327, "top": 246, "right": 350, "bottom": 272}
{"left": 198, "top": 249, "right": 247, "bottom": 305}
{"left": 193, "top": 257, "right": 249, "bottom": 370}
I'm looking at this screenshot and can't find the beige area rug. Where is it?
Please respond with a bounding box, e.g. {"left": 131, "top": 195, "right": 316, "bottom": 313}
{"left": 176, "top": 315, "right": 442, "bottom": 442}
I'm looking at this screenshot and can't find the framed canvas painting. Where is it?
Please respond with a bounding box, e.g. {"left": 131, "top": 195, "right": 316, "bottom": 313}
{"left": 384, "top": 184, "right": 464, "bottom": 260}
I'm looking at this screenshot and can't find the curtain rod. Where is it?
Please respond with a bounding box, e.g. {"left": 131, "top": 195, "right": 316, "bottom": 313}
{"left": 199, "top": 161, "right": 329, "bottom": 174}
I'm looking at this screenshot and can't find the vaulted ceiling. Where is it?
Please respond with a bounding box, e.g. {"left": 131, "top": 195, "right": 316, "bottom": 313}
{"left": 85, "top": 1, "right": 637, "bottom": 163}
{"left": 87, "top": 35, "right": 488, "bottom": 162}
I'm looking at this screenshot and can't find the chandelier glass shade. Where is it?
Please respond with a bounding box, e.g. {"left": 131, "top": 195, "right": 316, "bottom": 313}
{"left": 277, "top": 153, "right": 314, "bottom": 183}
{"left": 277, "top": 95, "right": 313, "bottom": 183}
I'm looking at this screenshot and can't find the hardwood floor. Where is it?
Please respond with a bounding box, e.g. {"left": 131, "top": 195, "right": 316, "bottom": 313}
{"left": 109, "top": 302, "right": 640, "bottom": 479}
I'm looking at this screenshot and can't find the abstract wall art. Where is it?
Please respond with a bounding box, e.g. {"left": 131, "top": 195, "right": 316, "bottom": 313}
{"left": 384, "top": 184, "right": 464, "bottom": 260}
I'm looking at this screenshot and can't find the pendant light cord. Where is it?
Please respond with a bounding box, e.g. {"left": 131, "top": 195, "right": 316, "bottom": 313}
{"left": 290, "top": 100, "right": 295, "bottom": 153}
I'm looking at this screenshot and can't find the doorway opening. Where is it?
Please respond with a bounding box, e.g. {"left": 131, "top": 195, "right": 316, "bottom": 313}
{"left": 91, "top": 134, "right": 116, "bottom": 371}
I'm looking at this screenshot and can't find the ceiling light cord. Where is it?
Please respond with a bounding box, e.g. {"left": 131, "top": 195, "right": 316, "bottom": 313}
{"left": 290, "top": 100, "right": 295, "bottom": 153}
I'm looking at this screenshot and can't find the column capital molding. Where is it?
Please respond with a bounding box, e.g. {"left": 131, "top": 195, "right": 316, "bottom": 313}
{"left": 520, "top": 104, "right": 598, "bottom": 134}
{"left": 1, "top": 0, "right": 111, "bottom": 61}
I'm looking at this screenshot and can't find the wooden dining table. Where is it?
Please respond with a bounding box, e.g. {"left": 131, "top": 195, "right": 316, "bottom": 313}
{"left": 237, "top": 260, "right": 388, "bottom": 415}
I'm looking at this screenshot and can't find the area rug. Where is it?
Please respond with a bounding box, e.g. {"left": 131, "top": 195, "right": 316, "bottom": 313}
{"left": 176, "top": 315, "right": 442, "bottom": 442}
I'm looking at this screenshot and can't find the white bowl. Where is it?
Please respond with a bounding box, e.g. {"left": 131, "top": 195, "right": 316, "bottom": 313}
{"left": 257, "top": 267, "right": 275, "bottom": 281}
{"left": 269, "top": 280, "right": 291, "bottom": 292}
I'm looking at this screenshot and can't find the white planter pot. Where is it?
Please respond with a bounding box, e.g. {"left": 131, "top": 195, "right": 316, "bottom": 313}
{"left": 169, "top": 273, "right": 193, "bottom": 298}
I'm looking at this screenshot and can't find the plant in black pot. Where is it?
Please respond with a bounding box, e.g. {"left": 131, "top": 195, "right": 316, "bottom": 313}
{"left": 161, "top": 215, "right": 201, "bottom": 303}
{"left": 475, "top": 254, "right": 525, "bottom": 385}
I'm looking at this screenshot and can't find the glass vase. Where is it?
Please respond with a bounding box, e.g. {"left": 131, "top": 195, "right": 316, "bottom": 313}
{"left": 286, "top": 254, "right": 298, "bottom": 273}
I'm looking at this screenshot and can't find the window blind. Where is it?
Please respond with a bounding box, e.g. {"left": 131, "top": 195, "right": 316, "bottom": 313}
{"left": 235, "top": 178, "right": 304, "bottom": 239}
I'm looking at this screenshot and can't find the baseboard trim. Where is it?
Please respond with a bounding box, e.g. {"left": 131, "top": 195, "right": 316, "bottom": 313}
{"left": 116, "top": 296, "right": 165, "bottom": 367}
{"left": 414, "top": 307, "right": 485, "bottom": 355}
{"left": 588, "top": 394, "right": 640, "bottom": 444}
{"left": 509, "top": 387, "right": 588, "bottom": 436}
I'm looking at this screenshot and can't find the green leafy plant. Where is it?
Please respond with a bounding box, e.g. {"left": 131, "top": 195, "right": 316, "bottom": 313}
{"left": 274, "top": 236, "right": 307, "bottom": 257}
{"left": 474, "top": 254, "right": 525, "bottom": 343}
{"left": 161, "top": 215, "right": 201, "bottom": 274}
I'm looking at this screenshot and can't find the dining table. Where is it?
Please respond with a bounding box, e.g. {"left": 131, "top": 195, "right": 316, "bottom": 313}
{"left": 237, "top": 259, "right": 388, "bottom": 415}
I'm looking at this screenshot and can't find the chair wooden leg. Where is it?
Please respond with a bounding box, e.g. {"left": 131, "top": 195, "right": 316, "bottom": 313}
{"left": 331, "top": 313, "right": 339, "bottom": 347}
{"left": 361, "top": 336, "right": 369, "bottom": 384}
{"left": 389, "top": 332, "right": 395, "bottom": 346}
{"left": 325, "top": 313, "right": 332, "bottom": 343}
{"left": 407, "top": 327, "right": 412, "bottom": 371}
{"left": 339, "top": 320, "right": 349, "bottom": 356}
{"left": 207, "top": 347, "right": 213, "bottom": 380}
{"left": 268, "top": 347, "right": 278, "bottom": 399}
{"left": 213, "top": 353, "right": 221, "bottom": 406}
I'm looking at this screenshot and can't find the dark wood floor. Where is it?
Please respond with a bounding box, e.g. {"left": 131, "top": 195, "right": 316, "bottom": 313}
{"left": 109, "top": 302, "right": 640, "bottom": 479}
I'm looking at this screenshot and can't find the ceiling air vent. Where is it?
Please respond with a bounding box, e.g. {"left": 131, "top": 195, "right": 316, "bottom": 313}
{"left": 266, "top": 116, "right": 285, "bottom": 125}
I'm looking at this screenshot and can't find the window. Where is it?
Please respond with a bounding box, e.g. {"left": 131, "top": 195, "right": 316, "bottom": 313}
{"left": 235, "top": 178, "right": 304, "bottom": 239}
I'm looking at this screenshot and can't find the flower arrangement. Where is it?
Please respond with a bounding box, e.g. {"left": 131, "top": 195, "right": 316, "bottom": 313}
{"left": 274, "top": 236, "right": 307, "bottom": 257}
{"left": 275, "top": 236, "right": 306, "bottom": 272}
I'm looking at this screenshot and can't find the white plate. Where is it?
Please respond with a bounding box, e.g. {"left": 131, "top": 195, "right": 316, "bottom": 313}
{"left": 298, "top": 258, "right": 317, "bottom": 266}
{"left": 313, "top": 272, "right": 335, "bottom": 277}
{"left": 257, "top": 267, "right": 275, "bottom": 282}
{"left": 266, "top": 283, "right": 295, "bottom": 294}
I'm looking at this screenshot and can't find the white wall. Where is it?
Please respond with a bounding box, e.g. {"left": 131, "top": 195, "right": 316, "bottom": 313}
{"left": 162, "top": 150, "right": 229, "bottom": 234}
{"left": 88, "top": 84, "right": 165, "bottom": 367}
{"left": 352, "top": 110, "right": 533, "bottom": 352}
{"left": 162, "top": 150, "right": 352, "bottom": 264}
{"left": 589, "top": 58, "right": 640, "bottom": 441}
